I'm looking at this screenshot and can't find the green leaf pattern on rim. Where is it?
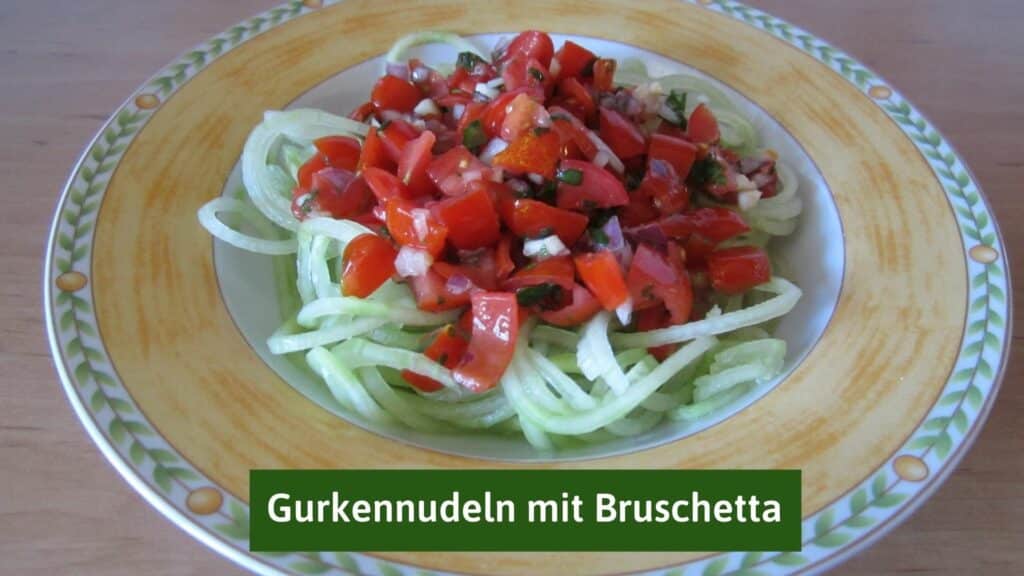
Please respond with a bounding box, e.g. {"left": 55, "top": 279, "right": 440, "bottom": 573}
{"left": 47, "top": 1, "right": 1008, "bottom": 574}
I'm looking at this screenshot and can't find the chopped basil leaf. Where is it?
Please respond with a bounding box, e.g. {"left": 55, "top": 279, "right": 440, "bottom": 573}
{"left": 437, "top": 352, "right": 449, "bottom": 366}
{"left": 457, "top": 51, "right": 486, "bottom": 70}
{"left": 532, "top": 126, "right": 551, "bottom": 136}
{"left": 379, "top": 119, "right": 392, "bottom": 130}
{"left": 556, "top": 168, "right": 583, "bottom": 185}
{"left": 666, "top": 90, "right": 688, "bottom": 129}
{"left": 535, "top": 180, "right": 557, "bottom": 203}
{"left": 589, "top": 227, "right": 610, "bottom": 246}
{"left": 550, "top": 113, "right": 571, "bottom": 122}
{"left": 582, "top": 57, "right": 597, "bottom": 78}
{"left": 462, "top": 119, "right": 487, "bottom": 154}
{"left": 688, "top": 157, "right": 726, "bottom": 187}
{"left": 625, "top": 169, "right": 644, "bottom": 191}
{"left": 299, "top": 190, "right": 319, "bottom": 214}
{"left": 516, "top": 283, "right": 564, "bottom": 309}
{"left": 528, "top": 67, "right": 545, "bottom": 82}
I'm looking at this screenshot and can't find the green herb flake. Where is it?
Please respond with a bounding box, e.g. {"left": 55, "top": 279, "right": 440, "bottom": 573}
{"left": 516, "top": 283, "right": 564, "bottom": 308}
{"left": 532, "top": 126, "right": 551, "bottom": 137}
{"left": 589, "top": 227, "right": 610, "bottom": 246}
{"left": 556, "top": 168, "right": 583, "bottom": 185}
{"left": 528, "top": 67, "right": 545, "bottom": 82}
{"left": 462, "top": 119, "right": 487, "bottom": 154}
{"left": 688, "top": 157, "right": 726, "bottom": 187}
{"left": 299, "top": 190, "right": 319, "bottom": 214}
{"left": 456, "top": 51, "right": 486, "bottom": 70}
{"left": 535, "top": 180, "right": 557, "bottom": 204}
{"left": 666, "top": 90, "right": 688, "bottom": 129}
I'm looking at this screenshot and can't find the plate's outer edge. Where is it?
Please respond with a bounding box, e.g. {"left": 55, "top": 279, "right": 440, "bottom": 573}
{"left": 42, "top": 1, "right": 1011, "bottom": 576}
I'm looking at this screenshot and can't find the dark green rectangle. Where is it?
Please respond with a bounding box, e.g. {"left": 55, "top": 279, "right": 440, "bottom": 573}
{"left": 250, "top": 469, "right": 801, "bottom": 552}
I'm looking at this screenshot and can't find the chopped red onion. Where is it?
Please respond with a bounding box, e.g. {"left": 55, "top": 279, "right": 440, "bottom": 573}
{"left": 410, "top": 66, "right": 430, "bottom": 83}
{"left": 394, "top": 246, "right": 433, "bottom": 278}
{"left": 446, "top": 274, "right": 473, "bottom": 295}
{"left": 452, "top": 103, "right": 466, "bottom": 121}
{"left": 411, "top": 208, "right": 430, "bottom": 241}
{"left": 506, "top": 178, "right": 530, "bottom": 194}
{"left": 479, "top": 138, "right": 509, "bottom": 163}
{"left": 625, "top": 222, "right": 668, "bottom": 250}
{"left": 386, "top": 62, "right": 409, "bottom": 79}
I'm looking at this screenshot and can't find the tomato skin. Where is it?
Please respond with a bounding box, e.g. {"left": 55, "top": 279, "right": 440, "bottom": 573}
{"left": 538, "top": 283, "right": 602, "bottom": 327}
{"left": 385, "top": 197, "right": 449, "bottom": 257}
{"left": 687, "top": 103, "right": 720, "bottom": 144}
{"left": 637, "top": 159, "right": 689, "bottom": 217}
{"left": 357, "top": 127, "right": 395, "bottom": 173}
{"left": 706, "top": 246, "right": 771, "bottom": 294}
{"left": 574, "top": 251, "right": 630, "bottom": 310}
{"left": 655, "top": 267, "right": 694, "bottom": 325}
{"left": 498, "top": 197, "right": 589, "bottom": 247}
{"left": 362, "top": 166, "right": 413, "bottom": 202}
{"left": 501, "top": 57, "right": 550, "bottom": 99}
{"left": 349, "top": 101, "right": 375, "bottom": 122}
{"left": 658, "top": 207, "right": 750, "bottom": 243}
{"left": 341, "top": 234, "right": 397, "bottom": 298}
{"left": 426, "top": 145, "right": 489, "bottom": 197}
{"left": 626, "top": 244, "right": 678, "bottom": 310}
{"left": 313, "top": 170, "right": 375, "bottom": 219}
{"left": 495, "top": 235, "right": 516, "bottom": 279}
{"left": 297, "top": 153, "right": 329, "bottom": 190}
{"left": 402, "top": 326, "right": 469, "bottom": 392}
{"left": 555, "top": 78, "right": 596, "bottom": 123}
{"left": 592, "top": 58, "right": 617, "bottom": 91}
{"left": 378, "top": 120, "right": 419, "bottom": 164}
{"left": 648, "top": 134, "right": 697, "bottom": 179}
{"left": 410, "top": 269, "right": 471, "bottom": 311}
{"left": 313, "top": 136, "right": 361, "bottom": 171}
{"left": 556, "top": 159, "right": 630, "bottom": 211}
{"left": 480, "top": 90, "right": 526, "bottom": 138}
{"left": 371, "top": 75, "right": 422, "bottom": 113}
{"left": 453, "top": 292, "right": 520, "bottom": 392}
{"left": 501, "top": 93, "right": 548, "bottom": 142}
{"left": 435, "top": 250, "right": 499, "bottom": 292}
{"left": 598, "top": 108, "right": 646, "bottom": 159}
{"left": 502, "top": 255, "right": 575, "bottom": 292}
{"left": 434, "top": 184, "right": 502, "bottom": 250}
{"left": 554, "top": 40, "right": 597, "bottom": 80}
{"left": 635, "top": 305, "right": 677, "bottom": 361}
{"left": 397, "top": 131, "right": 437, "bottom": 197}
{"left": 492, "top": 129, "right": 561, "bottom": 178}
{"left": 500, "top": 31, "right": 555, "bottom": 68}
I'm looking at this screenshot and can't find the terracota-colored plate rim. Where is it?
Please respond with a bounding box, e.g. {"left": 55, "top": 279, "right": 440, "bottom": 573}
{"left": 44, "top": 1, "right": 1010, "bottom": 575}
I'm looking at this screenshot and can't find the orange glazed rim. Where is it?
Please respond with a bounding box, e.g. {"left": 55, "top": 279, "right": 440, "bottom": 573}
{"left": 44, "top": 1, "right": 1011, "bottom": 575}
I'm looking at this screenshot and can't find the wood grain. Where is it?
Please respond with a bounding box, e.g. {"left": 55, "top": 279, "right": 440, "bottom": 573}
{"left": 0, "top": 1, "right": 1019, "bottom": 575}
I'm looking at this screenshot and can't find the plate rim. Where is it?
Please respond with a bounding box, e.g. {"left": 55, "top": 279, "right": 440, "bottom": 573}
{"left": 43, "top": 1, "right": 1013, "bottom": 575}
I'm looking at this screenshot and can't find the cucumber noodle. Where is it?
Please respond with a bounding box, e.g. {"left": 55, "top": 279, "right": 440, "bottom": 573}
{"left": 196, "top": 32, "right": 804, "bottom": 449}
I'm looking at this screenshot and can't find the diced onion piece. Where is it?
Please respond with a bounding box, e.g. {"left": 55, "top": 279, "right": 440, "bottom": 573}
{"left": 452, "top": 104, "right": 466, "bottom": 120}
{"left": 475, "top": 82, "right": 500, "bottom": 100}
{"left": 549, "top": 57, "right": 561, "bottom": 77}
{"left": 414, "top": 98, "right": 441, "bottom": 117}
{"left": 411, "top": 208, "right": 430, "bottom": 241}
{"left": 658, "top": 103, "right": 681, "bottom": 124}
{"left": 593, "top": 150, "right": 610, "bottom": 169}
{"left": 738, "top": 189, "right": 763, "bottom": 211}
{"left": 522, "top": 235, "right": 570, "bottom": 260}
{"left": 411, "top": 66, "right": 430, "bottom": 83}
{"left": 479, "top": 138, "right": 509, "bottom": 163}
{"left": 463, "top": 170, "right": 483, "bottom": 182}
{"left": 394, "top": 246, "right": 433, "bottom": 278}
{"left": 585, "top": 130, "right": 625, "bottom": 173}
{"left": 615, "top": 298, "right": 634, "bottom": 326}
{"left": 527, "top": 173, "right": 545, "bottom": 185}
{"left": 485, "top": 77, "right": 505, "bottom": 88}
{"left": 735, "top": 173, "right": 757, "bottom": 191}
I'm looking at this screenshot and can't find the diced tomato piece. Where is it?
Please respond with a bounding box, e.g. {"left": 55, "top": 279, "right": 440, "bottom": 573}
{"left": 309, "top": 169, "right": 374, "bottom": 219}
{"left": 638, "top": 159, "right": 689, "bottom": 217}
{"left": 435, "top": 251, "right": 499, "bottom": 292}
{"left": 554, "top": 40, "right": 596, "bottom": 80}
{"left": 313, "top": 135, "right": 361, "bottom": 171}
{"left": 574, "top": 251, "right": 630, "bottom": 310}
{"left": 297, "top": 153, "right": 329, "bottom": 190}
{"left": 503, "top": 255, "right": 575, "bottom": 292}
{"left": 556, "top": 159, "right": 629, "bottom": 211}
{"left": 687, "top": 103, "right": 720, "bottom": 144}
{"left": 453, "top": 292, "right": 519, "bottom": 392}
{"left": 499, "top": 31, "right": 555, "bottom": 68}
{"left": 385, "top": 197, "right": 448, "bottom": 257}
{"left": 502, "top": 57, "right": 550, "bottom": 99}
{"left": 357, "top": 127, "right": 395, "bottom": 173}
{"left": 626, "top": 244, "right": 678, "bottom": 310}
{"left": 495, "top": 235, "right": 516, "bottom": 279}
{"left": 618, "top": 192, "right": 660, "bottom": 227}
{"left": 592, "top": 58, "right": 617, "bottom": 91}
{"left": 397, "top": 131, "right": 436, "bottom": 197}
{"left": 348, "top": 101, "right": 375, "bottom": 122}
{"left": 456, "top": 100, "right": 488, "bottom": 135}
{"left": 658, "top": 207, "right": 750, "bottom": 243}
{"left": 340, "top": 233, "right": 397, "bottom": 298}
{"left": 480, "top": 90, "right": 525, "bottom": 138}
{"left": 498, "top": 197, "right": 589, "bottom": 246}
{"left": 371, "top": 75, "right": 422, "bottom": 113}
{"left": 550, "top": 109, "right": 598, "bottom": 159}
{"left": 426, "top": 145, "right": 490, "bottom": 197}
{"left": 434, "top": 184, "right": 501, "bottom": 250}
{"left": 362, "top": 166, "right": 413, "bottom": 202}
{"left": 492, "top": 129, "right": 561, "bottom": 178}
{"left": 656, "top": 271, "right": 694, "bottom": 325}
{"left": 648, "top": 134, "right": 698, "bottom": 179}
{"left": 635, "top": 306, "right": 676, "bottom": 361}
{"left": 706, "top": 246, "right": 771, "bottom": 294}
{"left": 402, "top": 326, "right": 469, "bottom": 392}
{"left": 599, "top": 108, "right": 646, "bottom": 159}
{"left": 501, "top": 93, "right": 549, "bottom": 142}
{"left": 410, "top": 269, "right": 471, "bottom": 311}
{"left": 378, "top": 120, "right": 419, "bottom": 164}
{"left": 555, "top": 77, "right": 597, "bottom": 123}
{"left": 682, "top": 234, "right": 715, "bottom": 269}
{"left": 537, "top": 283, "right": 602, "bottom": 328}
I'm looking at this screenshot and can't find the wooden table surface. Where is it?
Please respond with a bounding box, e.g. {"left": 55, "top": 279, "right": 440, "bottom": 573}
{"left": 1, "top": 1, "right": 1019, "bottom": 574}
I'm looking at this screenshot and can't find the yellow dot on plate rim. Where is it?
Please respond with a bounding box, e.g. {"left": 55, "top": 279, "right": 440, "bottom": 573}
{"left": 868, "top": 85, "right": 892, "bottom": 100}
{"left": 56, "top": 271, "right": 88, "bottom": 292}
{"left": 697, "top": 0, "right": 713, "bottom": 4}
{"left": 302, "top": 0, "right": 323, "bottom": 8}
{"left": 892, "top": 455, "right": 929, "bottom": 482}
{"left": 969, "top": 244, "right": 998, "bottom": 264}
{"left": 187, "top": 486, "right": 224, "bottom": 515}
{"left": 134, "top": 93, "right": 160, "bottom": 109}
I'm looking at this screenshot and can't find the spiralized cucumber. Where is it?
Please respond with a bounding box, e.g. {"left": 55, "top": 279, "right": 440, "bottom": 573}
{"left": 385, "top": 31, "right": 487, "bottom": 68}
